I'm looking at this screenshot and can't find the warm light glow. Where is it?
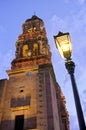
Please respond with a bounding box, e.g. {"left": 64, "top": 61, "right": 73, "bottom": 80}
{"left": 61, "top": 41, "right": 70, "bottom": 52}
{"left": 28, "top": 50, "right": 32, "bottom": 56}
{"left": 54, "top": 32, "right": 72, "bottom": 59}
{"left": 23, "top": 45, "right": 29, "bottom": 57}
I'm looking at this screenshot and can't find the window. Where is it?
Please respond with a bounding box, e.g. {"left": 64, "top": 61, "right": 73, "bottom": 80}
{"left": 23, "top": 45, "right": 29, "bottom": 57}
{"left": 33, "top": 43, "right": 38, "bottom": 56}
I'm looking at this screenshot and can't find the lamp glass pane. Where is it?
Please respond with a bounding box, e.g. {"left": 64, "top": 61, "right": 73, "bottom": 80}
{"left": 55, "top": 34, "right": 72, "bottom": 59}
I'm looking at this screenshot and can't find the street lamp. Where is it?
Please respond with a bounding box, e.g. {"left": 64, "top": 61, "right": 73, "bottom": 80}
{"left": 54, "top": 32, "right": 86, "bottom": 130}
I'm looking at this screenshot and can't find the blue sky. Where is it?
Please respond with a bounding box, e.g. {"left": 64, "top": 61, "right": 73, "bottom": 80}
{"left": 0, "top": 0, "right": 86, "bottom": 130}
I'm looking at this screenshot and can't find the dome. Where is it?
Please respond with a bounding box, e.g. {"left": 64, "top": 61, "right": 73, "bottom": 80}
{"left": 25, "top": 15, "right": 42, "bottom": 22}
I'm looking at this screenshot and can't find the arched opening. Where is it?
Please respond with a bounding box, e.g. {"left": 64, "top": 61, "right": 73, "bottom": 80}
{"left": 23, "top": 45, "right": 29, "bottom": 57}
{"left": 33, "top": 43, "right": 38, "bottom": 56}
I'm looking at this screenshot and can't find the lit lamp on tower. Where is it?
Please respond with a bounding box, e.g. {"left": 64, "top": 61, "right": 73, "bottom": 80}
{"left": 54, "top": 32, "right": 86, "bottom": 130}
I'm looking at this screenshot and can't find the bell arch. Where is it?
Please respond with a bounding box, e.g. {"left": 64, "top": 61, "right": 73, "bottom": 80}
{"left": 23, "top": 44, "right": 29, "bottom": 57}
{"left": 33, "top": 43, "right": 38, "bottom": 56}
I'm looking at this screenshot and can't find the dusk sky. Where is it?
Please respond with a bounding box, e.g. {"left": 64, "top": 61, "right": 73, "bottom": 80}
{"left": 0, "top": 0, "right": 86, "bottom": 130}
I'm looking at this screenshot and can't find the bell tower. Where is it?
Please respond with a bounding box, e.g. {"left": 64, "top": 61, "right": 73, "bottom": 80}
{"left": 12, "top": 15, "right": 51, "bottom": 69}
{"left": 0, "top": 15, "right": 70, "bottom": 130}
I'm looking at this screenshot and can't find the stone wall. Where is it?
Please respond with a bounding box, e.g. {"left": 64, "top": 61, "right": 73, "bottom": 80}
{"left": 0, "top": 69, "right": 38, "bottom": 130}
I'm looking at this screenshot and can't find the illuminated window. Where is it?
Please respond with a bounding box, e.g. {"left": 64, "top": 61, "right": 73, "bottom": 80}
{"left": 28, "top": 28, "right": 32, "bottom": 32}
{"left": 33, "top": 27, "right": 36, "bottom": 31}
{"left": 33, "top": 43, "right": 38, "bottom": 55}
{"left": 23, "top": 45, "right": 29, "bottom": 57}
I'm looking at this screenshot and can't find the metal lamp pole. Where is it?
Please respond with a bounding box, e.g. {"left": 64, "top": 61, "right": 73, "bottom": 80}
{"left": 54, "top": 32, "right": 86, "bottom": 130}
{"left": 65, "top": 60, "right": 85, "bottom": 130}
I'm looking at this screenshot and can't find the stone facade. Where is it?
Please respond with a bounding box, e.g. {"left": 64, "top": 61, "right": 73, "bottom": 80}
{"left": 0, "top": 15, "right": 70, "bottom": 130}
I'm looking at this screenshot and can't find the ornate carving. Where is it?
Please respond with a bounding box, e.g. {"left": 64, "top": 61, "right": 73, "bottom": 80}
{"left": 10, "top": 96, "right": 31, "bottom": 108}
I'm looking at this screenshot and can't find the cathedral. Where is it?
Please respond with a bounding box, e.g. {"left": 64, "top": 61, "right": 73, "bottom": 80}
{"left": 0, "top": 15, "right": 70, "bottom": 130}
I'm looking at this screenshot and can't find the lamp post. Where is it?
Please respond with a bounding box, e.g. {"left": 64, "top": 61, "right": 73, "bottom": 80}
{"left": 54, "top": 32, "right": 86, "bottom": 130}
